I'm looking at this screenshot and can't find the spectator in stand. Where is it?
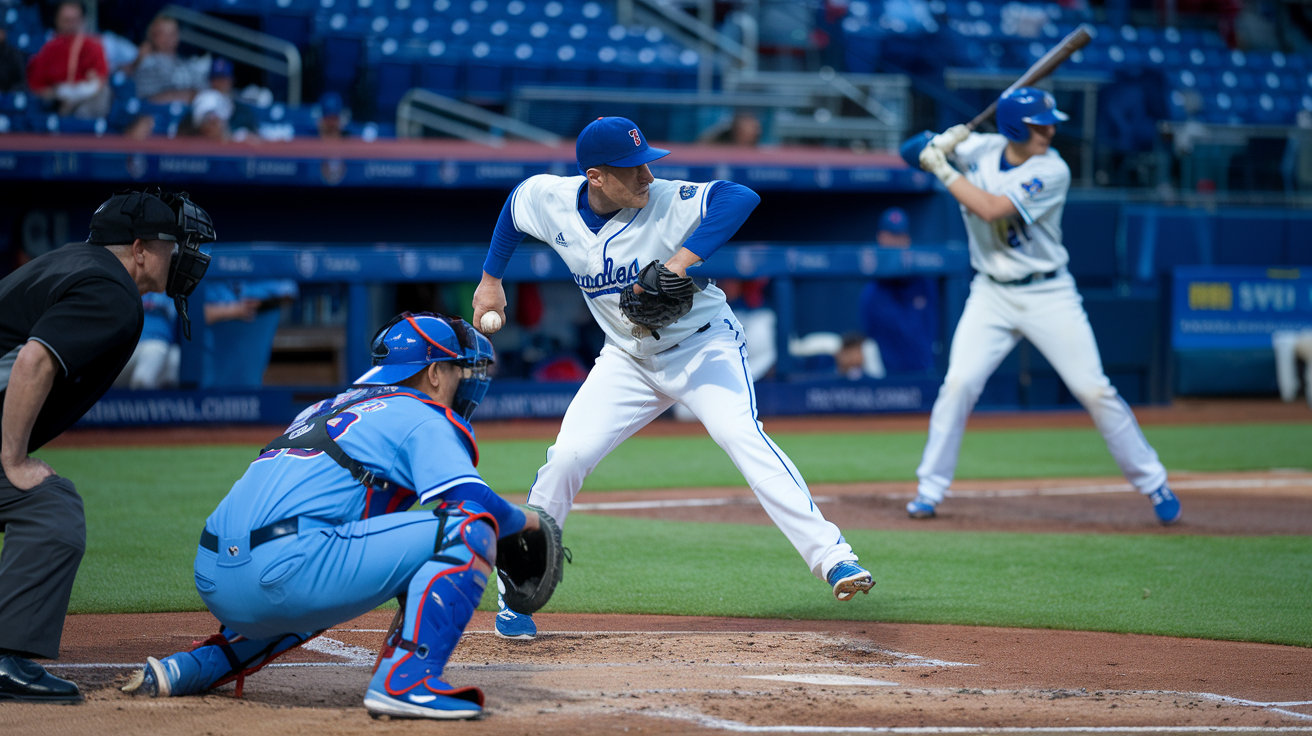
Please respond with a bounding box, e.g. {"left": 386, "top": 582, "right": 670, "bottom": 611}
{"left": 200, "top": 280, "right": 299, "bottom": 388}
{"left": 858, "top": 207, "right": 940, "bottom": 373}
{"left": 207, "top": 58, "right": 257, "bottom": 138}
{"left": 24, "top": 1, "right": 110, "bottom": 118}
{"left": 134, "top": 14, "right": 208, "bottom": 104}
{"left": 0, "top": 28, "right": 25, "bottom": 93}
{"left": 317, "top": 91, "right": 349, "bottom": 139}
{"left": 188, "top": 88, "right": 231, "bottom": 140}
{"left": 114, "top": 292, "right": 180, "bottom": 390}
{"left": 835, "top": 332, "right": 868, "bottom": 381}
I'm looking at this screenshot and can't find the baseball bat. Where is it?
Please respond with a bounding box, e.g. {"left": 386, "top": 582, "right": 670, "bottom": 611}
{"left": 966, "top": 23, "right": 1094, "bottom": 131}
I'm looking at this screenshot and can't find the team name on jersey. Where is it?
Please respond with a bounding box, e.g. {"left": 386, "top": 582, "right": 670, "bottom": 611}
{"left": 573, "top": 256, "right": 641, "bottom": 298}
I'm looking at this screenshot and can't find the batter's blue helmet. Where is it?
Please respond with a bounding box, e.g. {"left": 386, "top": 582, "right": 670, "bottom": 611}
{"left": 996, "top": 87, "right": 1068, "bottom": 142}
{"left": 354, "top": 312, "right": 495, "bottom": 420}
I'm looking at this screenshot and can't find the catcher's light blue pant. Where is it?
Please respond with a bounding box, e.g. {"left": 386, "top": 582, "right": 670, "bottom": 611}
{"left": 155, "top": 505, "right": 491, "bottom": 695}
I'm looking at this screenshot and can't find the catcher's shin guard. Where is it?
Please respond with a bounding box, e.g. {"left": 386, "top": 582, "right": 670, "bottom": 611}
{"left": 129, "top": 627, "right": 316, "bottom": 697}
{"left": 365, "top": 504, "right": 497, "bottom": 719}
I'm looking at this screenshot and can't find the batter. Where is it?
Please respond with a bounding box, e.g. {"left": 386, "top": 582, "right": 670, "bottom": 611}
{"left": 474, "top": 117, "right": 874, "bottom": 639}
{"left": 902, "top": 88, "right": 1181, "bottom": 524}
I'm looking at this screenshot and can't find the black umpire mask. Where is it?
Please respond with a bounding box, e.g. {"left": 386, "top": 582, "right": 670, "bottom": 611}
{"left": 88, "top": 189, "right": 215, "bottom": 340}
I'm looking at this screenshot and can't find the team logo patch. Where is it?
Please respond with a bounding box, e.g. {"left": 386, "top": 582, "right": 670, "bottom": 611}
{"left": 1020, "top": 177, "right": 1044, "bottom": 197}
{"left": 555, "top": 232, "right": 568, "bottom": 247}
{"left": 628, "top": 128, "right": 642, "bottom": 146}
{"left": 679, "top": 185, "right": 698, "bottom": 200}
{"left": 227, "top": 545, "right": 239, "bottom": 557}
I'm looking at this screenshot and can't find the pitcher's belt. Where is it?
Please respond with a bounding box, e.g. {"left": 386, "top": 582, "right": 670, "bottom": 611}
{"left": 200, "top": 517, "right": 300, "bottom": 553}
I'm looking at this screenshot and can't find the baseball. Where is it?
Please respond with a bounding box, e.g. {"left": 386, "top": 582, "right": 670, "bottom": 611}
{"left": 480, "top": 311, "right": 503, "bottom": 333}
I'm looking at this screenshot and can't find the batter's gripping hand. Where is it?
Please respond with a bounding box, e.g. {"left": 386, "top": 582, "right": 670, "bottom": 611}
{"left": 497, "top": 505, "right": 565, "bottom": 615}
{"left": 919, "top": 144, "right": 961, "bottom": 187}
{"left": 930, "top": 124, "right": 971, "bottom": 155}
{"left": 619, "top": 260, "right": 699, "bottom": 334}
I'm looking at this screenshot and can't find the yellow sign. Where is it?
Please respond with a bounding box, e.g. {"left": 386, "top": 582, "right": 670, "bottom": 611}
{"left": 1188, "top": 282, "right": 1233, "bottom": 310}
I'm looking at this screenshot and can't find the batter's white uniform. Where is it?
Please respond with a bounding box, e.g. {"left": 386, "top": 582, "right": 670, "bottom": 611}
{"left": 917, "top": 134, "right": 1168, "bottom": 502}
{"left": 509, "top": 174, "right": 858, "bottom": 580}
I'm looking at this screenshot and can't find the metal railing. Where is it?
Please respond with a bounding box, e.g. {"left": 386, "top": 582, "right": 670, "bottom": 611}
{"left": 163, "top": 4, "right": 303, "bottom": 106}
{"left": 627, "top": 0, "right": 758, "bottom": 90}
{"left": 396, "top": 89, "right": 562, "bottom": 146}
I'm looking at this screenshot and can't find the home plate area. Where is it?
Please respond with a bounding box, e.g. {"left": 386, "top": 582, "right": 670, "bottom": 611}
{"left": 12, "top": 610, "right": 1310, "bottom": 735}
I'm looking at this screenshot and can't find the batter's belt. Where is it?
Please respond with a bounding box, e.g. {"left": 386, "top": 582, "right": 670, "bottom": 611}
{"left": 988, "top": 269, "right": 1061, "bottom": 287}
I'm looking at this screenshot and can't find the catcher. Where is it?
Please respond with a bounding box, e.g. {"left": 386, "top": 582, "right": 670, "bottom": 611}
{"left": 123, "top": 312, "right": 563, "bottom": 720}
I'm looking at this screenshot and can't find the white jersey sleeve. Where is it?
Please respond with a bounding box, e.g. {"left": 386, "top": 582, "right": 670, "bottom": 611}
{"left": 955, "top": 134, "right": 1072, "bottom": 282}
{"left": 505, "top": 175, "right": 729, "bottom": 359}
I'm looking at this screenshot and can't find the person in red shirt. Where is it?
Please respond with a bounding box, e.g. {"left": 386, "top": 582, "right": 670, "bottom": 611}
{"left": 25, "top": 1, "right": 109, "bottom": 118}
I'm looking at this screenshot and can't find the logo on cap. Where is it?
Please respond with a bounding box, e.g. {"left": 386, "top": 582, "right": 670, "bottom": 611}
{"left": 629, "top": 129, "right": 641, "bottom": 147}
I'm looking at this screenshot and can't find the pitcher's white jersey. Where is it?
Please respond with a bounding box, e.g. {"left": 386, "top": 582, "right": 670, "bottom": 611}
{"left": 509, "top": 174, "right": 727, "bottom": 358}
{"left": 954, "top": 133, "right": 1071, "bottom": 282}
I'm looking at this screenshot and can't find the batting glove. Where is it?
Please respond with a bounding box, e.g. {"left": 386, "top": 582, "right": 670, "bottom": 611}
{"left": 918, "top": 144, "right": 961, "bottom": 187}
{"left": 930, "top": 124, "right": 971, "bottom": 155}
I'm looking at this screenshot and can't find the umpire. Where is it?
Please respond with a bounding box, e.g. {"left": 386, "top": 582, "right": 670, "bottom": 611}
{"left": 0, "top": 190, "right": 213, "bottom": 703}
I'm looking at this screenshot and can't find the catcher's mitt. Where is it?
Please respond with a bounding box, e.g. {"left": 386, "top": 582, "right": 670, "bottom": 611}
{"left": 496, "top": 505, "right": 565, "bottom": 614}
{"left": 619, "top": 260, "right": 699, "bottom": 336}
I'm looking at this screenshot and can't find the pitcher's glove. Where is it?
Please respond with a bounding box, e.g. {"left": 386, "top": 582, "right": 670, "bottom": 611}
{"left": 619, "top": 260, "right": 699, "bottom": 336}
{"left": 496, "top": 505, "right": 565, "bottom": 615}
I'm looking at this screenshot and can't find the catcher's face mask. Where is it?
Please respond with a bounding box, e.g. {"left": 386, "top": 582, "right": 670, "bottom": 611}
{"left": 356, "top": 311, "right": 495, "bottom": 421}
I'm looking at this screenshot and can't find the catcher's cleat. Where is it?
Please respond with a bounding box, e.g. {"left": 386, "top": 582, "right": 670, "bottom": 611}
{"left": 827, "top": 561, "right": 874, "bottom": 602}
{"left": 364, "top": 685, "right": 483, "bottom": 720}
{"left": 1149, "top": 485, "right": 1181, "bottom": 525}
{"left": 121, "top": 656, "right": 171, "bottom": 697}
{"left": 906, "top": 495, "right": 938, "bottom": 519}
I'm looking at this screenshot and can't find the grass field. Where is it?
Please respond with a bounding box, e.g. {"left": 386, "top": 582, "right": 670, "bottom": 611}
{"left": 14, "top": 421, "right": 1312, "bottom": 646}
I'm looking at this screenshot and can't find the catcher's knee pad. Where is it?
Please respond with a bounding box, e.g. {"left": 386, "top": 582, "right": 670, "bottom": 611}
{"left": 370, "top": 506, "right": 497, "bottom": 699}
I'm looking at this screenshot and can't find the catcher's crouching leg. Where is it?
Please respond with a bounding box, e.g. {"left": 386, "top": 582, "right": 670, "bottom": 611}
{"left": 122, "top": 627, "right": 316, "bottom": 698}
{"left": 364, "top": 503, "right": 497, "bottom": 720}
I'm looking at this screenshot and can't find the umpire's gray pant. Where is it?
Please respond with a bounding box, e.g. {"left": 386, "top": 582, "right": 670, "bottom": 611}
{"left": 0, "top": 473, "right": 85, "bottom": 659}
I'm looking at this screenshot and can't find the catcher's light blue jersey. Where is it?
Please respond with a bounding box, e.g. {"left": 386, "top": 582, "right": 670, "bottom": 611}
{"left": 205, "top": 386, "right": 484, "bottom": 537}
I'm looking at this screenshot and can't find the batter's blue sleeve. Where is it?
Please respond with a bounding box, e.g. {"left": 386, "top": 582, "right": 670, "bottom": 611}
{"left": 440, "top": 482, "right": 529, "bottom": 537}
{"left": 680, "top": 181, "right": 760, "bottom": 261}
{"left": 482, "top": 185, "right": 526, "bottom": 279}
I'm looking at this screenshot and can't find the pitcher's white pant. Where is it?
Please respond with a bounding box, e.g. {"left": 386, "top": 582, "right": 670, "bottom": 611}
{"left": 527, "top": 306, "right": 857, "bottom": 581}
{"left": 917, "top": 273, "right": 1167, "bottom": 503}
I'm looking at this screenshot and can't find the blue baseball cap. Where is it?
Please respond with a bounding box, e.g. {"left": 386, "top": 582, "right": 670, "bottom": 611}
{"left": 576, "top": 117, "right": 670, "bottom": 174}
{"left": 878, "top": 207, "right": 909, "bottom": 235}
{"left": 211, "top": 57, "right": 234, "bottom": 78}
{"left": 320, "top": 91, "right": 344, "bottom": 117}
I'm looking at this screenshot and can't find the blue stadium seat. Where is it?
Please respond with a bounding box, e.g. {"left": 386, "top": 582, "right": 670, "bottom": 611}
{"left": 0, "top": 91, "right": 30, "bottom": 114}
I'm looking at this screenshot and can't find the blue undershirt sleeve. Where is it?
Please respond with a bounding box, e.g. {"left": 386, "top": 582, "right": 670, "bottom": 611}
{"left": 483, "top": 186, "right": 526, "bottom": 279}
{"left": 440, "top": 482, "right": 528, "bottom": 538}
{"left": 680, "top": 181, "right": 761, "bottom": 261}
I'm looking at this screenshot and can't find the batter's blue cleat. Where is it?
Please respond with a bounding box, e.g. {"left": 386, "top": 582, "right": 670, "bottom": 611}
{"left": 1149, "top": 485, "right": 1181, "bottom": 525}
{"left": 827, "top": 561, "right": 874, "bottom": 601}
{"left": 906, "top": 495, "right": 938, "bottom": 519}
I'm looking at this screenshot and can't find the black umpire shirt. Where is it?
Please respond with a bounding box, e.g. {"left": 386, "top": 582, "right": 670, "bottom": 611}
{"left": 0, "top": 243, "right": 144, "bottom": 452}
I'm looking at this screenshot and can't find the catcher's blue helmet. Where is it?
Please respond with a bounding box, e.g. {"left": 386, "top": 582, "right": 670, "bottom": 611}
{"left": 354, "top": 312, "right": 494, "bottom": 420}
{"left": 996, "top": 87, "right": 1068, "bottom": 142}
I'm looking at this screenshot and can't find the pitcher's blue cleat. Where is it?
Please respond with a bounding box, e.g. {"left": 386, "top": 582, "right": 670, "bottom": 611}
{"left": 1149, "top": 485, "right": 1181, "bottom": 525}
{"left": 826, "top": 561, "right": 874, "bottom": 601}
{"left": 495, "top": 591, "right": 537, "bottom": 640}
{"left": 906, "top": 495, "right": 938, "bottom": 519}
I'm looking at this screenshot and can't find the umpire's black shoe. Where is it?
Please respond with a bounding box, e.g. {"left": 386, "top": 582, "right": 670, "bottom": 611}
{"left": 0, "top": 654, "right": 83, "bottom": 703}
